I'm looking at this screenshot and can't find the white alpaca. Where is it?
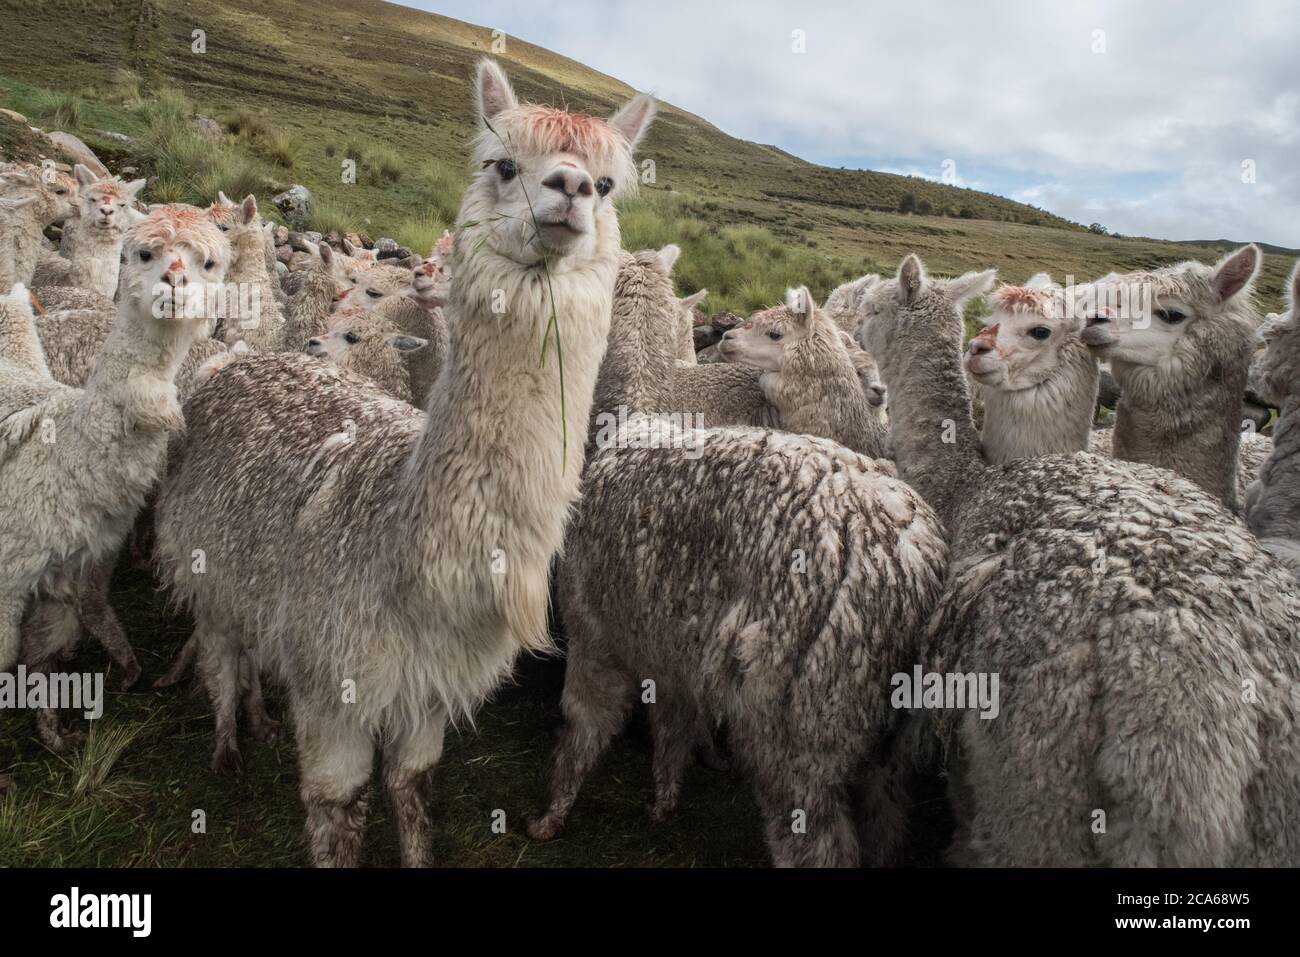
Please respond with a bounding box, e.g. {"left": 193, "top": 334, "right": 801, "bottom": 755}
{"left": 1, "top": 164, "right": 79, "bottom": 289}
{"left": 305, "top": 307, "right": 428, "bottom": 403}
{"left": 206, "top": 194, "right": 286, "bottom": 351}
{"left": 964, "top": 274, "right": 1100, "bottom": 463}
{"left": 1079, "top": 246, "right": 1266, "bottom": 511}
{"left": 859, "top": 253, "right": 1300, "bottom": 867}
{"left": 152, "top": 60, "right": 656, "bottom": 867}
{"left": 718, "top": 288, "right": 888, "bottom": 456}
{"left": 1, "top": 206, "right": 230, "bottom": 679}
{"left": 32, "top": 165, "right": 145, "bottom": 298}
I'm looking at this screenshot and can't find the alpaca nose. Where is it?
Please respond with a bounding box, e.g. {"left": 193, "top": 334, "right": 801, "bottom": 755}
{"left": 968, "top": 338, "right": 993, "bottom": 356}
{"left": 165, "top": 259, "right": 186, "bottom": 286}
{"left": 542, "top": 166, "right": 594, "bottom": 199}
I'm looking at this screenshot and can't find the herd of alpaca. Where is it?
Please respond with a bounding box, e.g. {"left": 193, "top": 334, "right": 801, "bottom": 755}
{"left": 1, "top": 59, "right": 1298, "bottom": 867}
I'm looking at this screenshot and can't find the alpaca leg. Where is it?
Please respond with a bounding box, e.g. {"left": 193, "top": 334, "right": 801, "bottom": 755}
{"left": 382, "top": 709, "right": 447, "bottom": 867}
{"left": 743, "top": 731, "right": 859, "bottom": 868}
{"left": 239, "top": 652, "right": 279, "bottom": 744}
{"left": 153, "top": 635, "right": 197, "bottom": 688}
{"left": 77, "top": 564, "right": 140, "bottom": 691}
{"left": 194, "top": 621, "right": 243, "bottom": 775}
{"left": 296, "top": 704, "right": 374, "bottom": 868}
{"left": 26, "top": 598, "right": 86, "bottom": 753}
{"left": 646, "top": 696, "right": 700, "bottom": 824}
{"left": 527, "top": 646, "right": 634, "bottom": 841}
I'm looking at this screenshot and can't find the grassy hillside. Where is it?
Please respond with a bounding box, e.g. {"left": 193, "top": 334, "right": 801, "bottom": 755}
{"left": 1, "top": 0, "right": 1294, "bottom": 313}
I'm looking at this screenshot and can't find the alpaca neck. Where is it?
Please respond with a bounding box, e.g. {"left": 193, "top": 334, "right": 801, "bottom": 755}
{"left": 1111, "top": 351, "right": 1246, "bottom": 510}
{"left": 396, "top": 230, "right": 618, "bottom": 651}
{"left": 83, "top": 287, "right": 203, "bottom": 428}
{"left": 1257, "top": 394, "right": 1300, "bottom": 497}
{"left": 592, "top": 270, "right": 677, "bottom": 421}
{"left": 65, "top": 221, "right": 125, "bottom": 299}
{"left": 877, "top": 324, "right": 984, "bottom": 528}
{"left": 784, "top": 325, "right": 888, "bottom": 458}
{"left": 978, "top": 341, "right": 1099, "bottom": 464}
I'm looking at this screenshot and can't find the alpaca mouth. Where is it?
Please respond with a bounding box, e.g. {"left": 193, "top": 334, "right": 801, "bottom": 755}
{"left": 1079, "top": 325, "right": 1118, "bottom": 349}
{"left": 539, "top": 220, "right": 582, "bottom": 237}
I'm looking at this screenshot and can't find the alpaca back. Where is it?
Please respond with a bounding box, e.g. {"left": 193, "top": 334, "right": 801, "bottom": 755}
{"left": 670, "top": 363, "right": 779, "bottom": 428}
{"left": 936, "top": 450, "right": 1300, "bottom": 865}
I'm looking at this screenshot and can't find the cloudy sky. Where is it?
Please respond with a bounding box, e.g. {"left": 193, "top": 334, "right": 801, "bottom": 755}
{"left": 404, "top": 0, "right": 1298, "bottom": 248}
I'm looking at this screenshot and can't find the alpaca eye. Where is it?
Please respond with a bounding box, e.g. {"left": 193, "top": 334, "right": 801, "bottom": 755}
{"left": 767, "top": 330, "right": 782, "bottom": 341}
{"left": 138, "top": 249, "right": 152, "bottom": 262}
{"left": 55, "top": 189, "right": 67, "bottom": 196}
{"left": 1028, "top": 326, "right": 1051, "bottom": 340}
{"left": 365, "top": 289, "right": 383, "bottom": 298}
{"left": 496, "top": 158, "right": 517, "bottom": 181}
{"left": 204, "top": 259, "right": 216, "bottom": 270}
{"left": 218, "top": 224, "right": 229, "bottom": 232}
{"left": 595, "top": 177, "right": 613, "bottom": 197}
{"left": 344, "top": 331, "right": 361, "bottom": 344}
{"left": 1155, "top": 309, "right": 1186, "bottom": 324}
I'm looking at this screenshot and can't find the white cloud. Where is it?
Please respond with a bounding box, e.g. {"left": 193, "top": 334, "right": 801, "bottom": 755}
{"left": 406, "top": 0, "right": 1300, "bottom": 247}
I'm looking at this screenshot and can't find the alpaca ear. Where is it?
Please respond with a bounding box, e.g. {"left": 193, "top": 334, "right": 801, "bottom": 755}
{"left": 657, "top": 244, "right": 681, "bottom": 274}
{"left": 476, "top": 59, "right": 518, "bottom": 124}
{"left": 0, "top": 194, "right": 37, "bottom": 211}
{"left": 122, "top": 178, "right": 146, "bottom": 198}
{"left": 386, "top": 333, "right": 428, "bottom": 353}
{"left": 897, "top": 255, "right": 927, "bottom": 305}
{"left": 607, "top": 93, "right": 657, "bottom": 152}
{"left": 680, "top": 289, "right": 707, "bottom": 313}
{"left": 786, "top": 286, "right": 815, "bottom": 325}
{"left": 239, "top": 194, "right": 258, "bottom": 226}
{"left": 1025, "top": 272, "right": 1054, "bottom": 290}
{"left": 73, "top": 164, "right": 98, "bottom": 187}
{"left": 1211, "top": 244, "right": 1259, "bottom": 302}
{"left": 946, "top": 269, "right": 998, "bottom": 306}
{"left": 342, "top": 238, "right": 357, "bottom": 256}
{"left": 319, "top": 241, "right": 334, "bottom": 265}
{"left": 218, "top": 191, "right": 233, "bottom": 206}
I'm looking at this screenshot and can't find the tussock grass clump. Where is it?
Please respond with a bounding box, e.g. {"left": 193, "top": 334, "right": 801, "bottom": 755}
{"left": 421, "top": 159, "right": 469, "bottom": 225}
{"left": 31, "top": 89, "right": 85, "bottom": 130}
{"left": 394, "top": 208, "right": 450, "bottom": 258}
{"left": 133, "top": 89, "right": 277, "bottom": 205}
{"left": 306, "top": 197, "right": 358, "bottom": 237}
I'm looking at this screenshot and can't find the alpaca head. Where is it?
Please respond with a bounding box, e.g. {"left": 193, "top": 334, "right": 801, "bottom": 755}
{"left": 333, "top": 260, "right": 410, "bottom": 312}
{"left": 0, "top": 163, "right": 79, "bottom": 224}
{"left": 720, "top": 287, "right": 834, "bottom": 371}
{"left": 73, "top": 165, "right": 145, "bottom": 233}
{"left": 462, "top": 59, "right": 656, "bottom": 267}
{"left": 406, "top": 252, "right": 450, "bottom": 309}
{"left": 966, "top": 274, "right": 1083, "bottom": 390}
{"left": 206, "top": 192, "right": 261, "bottom": 267}
{"left": 1078, "top": 245, "right": 1260, "bottom": 369}
{"left": 857, "top": 254, "right": 997, "bottom": 383}
{"left": 305, "top": 308, "right": 427, "bottom": 368}
{"left": 341, "top": 237, "right": 378, "bottom": 262}
{"left": 125, "top": 204, "right": 232, "bottom": 324}
{"left": 825, "top": 273, "right": 882, "bottom": 327}
{"left": 1249, "top": 261, "right": 1300, "bottom": 406}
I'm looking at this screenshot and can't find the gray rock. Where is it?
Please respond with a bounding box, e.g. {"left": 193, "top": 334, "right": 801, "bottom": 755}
{"left": 273, "top": 225, "right": 289, "bottom": 245}
{"left": 304, "top": 230, "right": 323, "bottom": 244}
{"left": 1097, "top": 368, "right": 1121, "bottom": 410}
{"left": 44, "top": 131, "right": 109, "bottom": 179}
{"left": 272, "top": 185, "right": 313, "bottom": 229}
{"left": 275, "top": 244, "right": 294, "bottom": 265}
{"left": 709, "top": 310, "right": 744, "bottom": 332}
{"left": 372, "top": 237, "right": 398, "bottom": 255}
{"left": 93, "top": 128, "right": 133, "bottom": 143}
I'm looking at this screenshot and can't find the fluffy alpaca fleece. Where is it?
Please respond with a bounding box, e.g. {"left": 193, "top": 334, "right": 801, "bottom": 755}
{"left": 718, "top": 289, "right": 888, "bottom": 456}
{"left": 0, "top": 164, "right": 79, "bottom": 289}
{"left": 858, "top": 253, "right": 1300, "bottom": 867}
{"left": 332, "top": 259, "right": 413, "bottom": 312}
{"left": 965, "top": 274, "right": 1101, "bottom": 463}
{"left": 281, "top": 244, "right": 346, "bottom": 349}
{"left": 673, "top": 288, "right": 707, "bottom": 365}
{"left": 668, "top": 362, "right": 779, "bottom": 427}
{"left": 824, "top": 273, "right": 881, "bottom": 332}
{"left": 305, "top": 307, "right": 428, "bottom": 403}
{"left": 152, "top": 60, "right": 656, "bottom": 867}
{"left": 206, "top": 194, "right": 286, "bottom": 351}
{"left": 31, "top": 166, "right": 144, "bottom": 298}
{"left": 0, "top": 206, "right": 230, "bottom": 682}
{"left": 530, "top": 248, "right": 948, "bottom": 866}
{"left": 1079, "top": 246, "right": 1264, "bottom": 511}
{"left": 209, "top": 191, "right": 284, "bottom": 307}
{"left": 1244, "top": 262, "right": 1300, "bottom": 573}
